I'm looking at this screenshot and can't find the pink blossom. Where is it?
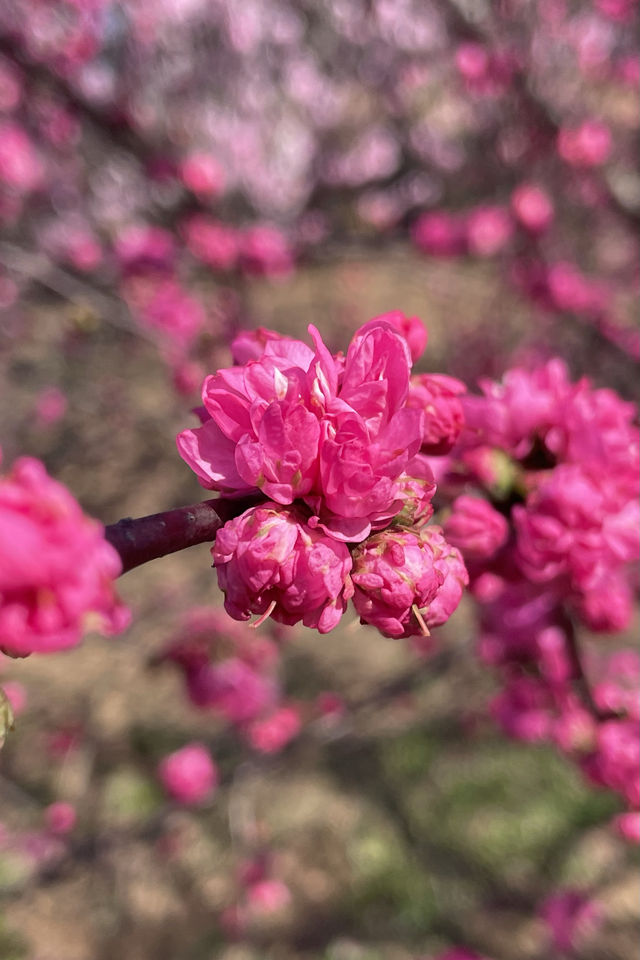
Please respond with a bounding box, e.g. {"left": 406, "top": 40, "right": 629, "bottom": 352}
{"left": 546, "top": 261, "right": 608, "bottom": 317}
{"left": 419, "top": 526, "right": 469, "bottom": 627}
{"left": 246, "top": 704, "right": 301, "bottom": 753}
{"left": 444, "top": 495, "right": 508, "bottom": 559}
{"left": 230, "top": 327, "right": 292, "bottom": 365}
{"left": 0, "top": 457, "right": 130, "bottom": 656}
{"left": 455, "top": 43, "right": 490, "bottom": 83}
{"left": 583, "top": 720, "right": 640, "bottom": 807}
{"left": 465, "top": 205, "right": 514, "bottom": 257}
{"left": 596, "top": 0, "right": 637, "bottom": 21}
{"left": 511, "top": 183, "right": 554, "bottom": 234}
{"left": 246, "top": 878, "right": 291, "bottom": 915}
{"left": 179, "top": 330, "right": 327, "bottom": 501}
{"left": 557, "top": 120, "right": 612, "bottom": 167}
{"left": 172, "top": 359, "right": 206, "bottom": 397}
{"left": 158, "top": 743, "right": 218, "bottom": 805}
{"left": 314, "top": 691, "right": 346, "bottom": 720}
{"left": 0, "top": 122, "right": 42, "bottom": 191}
{"left": 239, "top": 224, "right": 295, "bottom": 278}
{"left": 408, "top": 373, "right": 466, "bottom": 455}
{"left": 114, "top": 225, "right": 175, "bottom": 274}
{"left": 539, "top": 890, "right": 602, "bottom": 953}
{"left": 183, "top": 215, "right": 238, "bottom": 271}
{"left": 187, "top": 657, "right": 276, "bottom": 724}
{"left": 411, "top": 211, "right": 466, "bottom": 257}
{"left": 460, "top": 360, "right": 573, "bottom": 457}
{"left": 514, "top": 464, "right": 639, "bottom": 593}
{"left": 435, "top": 951, "right": 488, "bottom": 960}
{"left": 59, "top": 226, "right": 102, "bottom": 272}
{"left": 311, "top": 402, "right": 423, "bottom": 542}
{"left": 352, "top": 527, "right": 447, "bottom": 638}
{"left": 136, "top": 279, "right": 205, "bottom": 348}
{"left": 613, "top": 812, "right": 640, "bottom": 844}
{"left": 44, "top": 801, "right": 77, "bottom": 835}
{"left": 392, "top": 460, "right": 437, "bottom": 529}
{"left": 179, "top": 153, "right": 225, "bottom": 197}
{"left": 374, "top": 310, "right": 428, "bottom": 363}
{"left": 213, "top": 503, "right": 354, "bottom": 633}
{"left": 573, "top": 570, "right": 633, "bottom": 632}
{"left": 34, "top": 387, "right": 67, "bottom": 427}
{"left": 491, "top": 674, "right": 553, "bottom": 742}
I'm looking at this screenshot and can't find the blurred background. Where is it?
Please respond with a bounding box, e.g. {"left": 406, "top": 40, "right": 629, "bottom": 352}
{"left": 0, "top": 1, "right": 638, "bottom": 958}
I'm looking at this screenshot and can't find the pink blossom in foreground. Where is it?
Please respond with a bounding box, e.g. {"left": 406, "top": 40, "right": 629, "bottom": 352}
{"left": 213, "top": 503, "right": 354, "bottom": 633}
{"left": 158, "top": 743, "right": 218, "bottom": 806}
{"left": 351, "top": 527, "right": 463, "bottom": 638}
{"left": 179, "top": 331, "right": 326, "bottom": 501}
{"left": 230, "top": 327, "right": 293, "bottom": 365}
{"left": 419, "top": 526, "right": 469, "bottom": 628}
{"left": 0, "top": 457, "right": 130, "bottom": 656}
{"left": 444, "top": 495, "right": 508, "bottom": 560}
{"left": 375, "top": 310, "right": 428, "bottom": 363}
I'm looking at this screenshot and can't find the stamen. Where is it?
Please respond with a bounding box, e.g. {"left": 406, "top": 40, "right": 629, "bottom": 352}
{"left": 412, "top": 604, "right": 431, "bottom": 637}
{"left": 251, "top": 599, "right": 277, "bottom": 629}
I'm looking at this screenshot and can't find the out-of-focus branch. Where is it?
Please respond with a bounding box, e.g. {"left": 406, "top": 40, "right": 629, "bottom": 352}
{"left": 0, "top": 241, "right": 153, "bottom": 342}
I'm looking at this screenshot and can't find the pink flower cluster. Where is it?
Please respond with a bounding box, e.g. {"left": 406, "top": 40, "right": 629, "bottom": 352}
{"left": 157, "top": 607, "right": 301, "bottom": 755}
{"left": 0, "top": 455, "right": 130, "bottom": 656}
{"left": 177, "top": 314, "right": 468, "bottom": 638}
{"left": 437, "top": 360, "right": 639, "bottom": 831}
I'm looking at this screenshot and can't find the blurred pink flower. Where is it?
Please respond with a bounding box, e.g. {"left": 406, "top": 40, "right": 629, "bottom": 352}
{"left": 0, "top": 457, "right": 130, "bottom": 656}
{"left": 158, "top": 742, "right": 218, "bottom": 805}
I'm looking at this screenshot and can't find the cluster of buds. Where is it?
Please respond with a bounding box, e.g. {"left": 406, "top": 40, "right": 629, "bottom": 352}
{"left": 178, "top": 314, "right": 468, "bottom": 639}
{"left": 437, "top": 359, "right": 639, "bottom": 834}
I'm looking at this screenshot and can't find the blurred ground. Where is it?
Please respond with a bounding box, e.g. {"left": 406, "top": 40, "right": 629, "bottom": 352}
{"left": 0, "top": 254, "right": 638, "bottom": 960}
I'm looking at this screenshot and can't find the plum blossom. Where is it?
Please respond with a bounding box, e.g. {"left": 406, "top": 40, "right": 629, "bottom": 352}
{"left": 213, "top": 503, "right": 354, "bottom": 633}
{"left": 351, "top": 526, "right": 466, "bottom": 638}
{"left": 0, "top": 456, "right": 130, "bottom": 656}
{"left": 408, "top": 373, "right": 466, "bottom": 455}
{"left": 444, "top": 495, "right": 508, "bottom": 559}
{"left": 158, "top": 742, "right": 218, "bottom": 805}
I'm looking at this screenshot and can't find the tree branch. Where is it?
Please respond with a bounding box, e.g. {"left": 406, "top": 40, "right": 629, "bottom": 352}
{"left": 105, "top": 496, "right": 258, "bottom": 575}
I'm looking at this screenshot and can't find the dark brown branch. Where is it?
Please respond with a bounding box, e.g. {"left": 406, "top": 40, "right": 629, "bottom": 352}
{"left": 105, "top": 497, "right": 257, "bottom": 575}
